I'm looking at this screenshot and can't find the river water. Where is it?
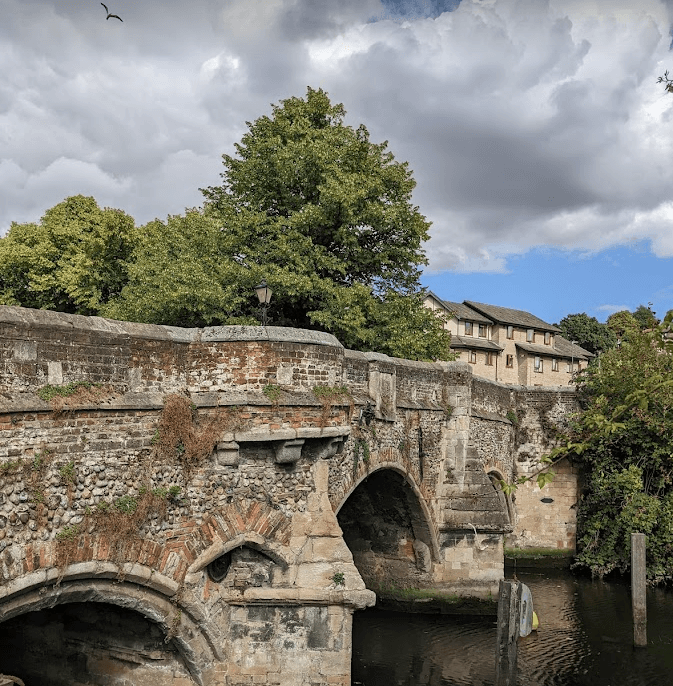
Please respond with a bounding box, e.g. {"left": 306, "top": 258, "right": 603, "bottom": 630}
{"left": 351, "top": 571, "right": 673, "bottom": 686}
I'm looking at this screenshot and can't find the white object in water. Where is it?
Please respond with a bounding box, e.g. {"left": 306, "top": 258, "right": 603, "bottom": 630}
{"left": 519, "top": 583, "right": 535, "bottom": 637}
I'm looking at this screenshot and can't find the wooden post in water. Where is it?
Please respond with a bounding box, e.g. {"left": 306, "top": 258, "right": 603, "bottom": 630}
{"left": 631, "top": 532, "right": 647, "bottom": 647}
{"left": 495, "top": 579, "right": 522, "bottom": 686}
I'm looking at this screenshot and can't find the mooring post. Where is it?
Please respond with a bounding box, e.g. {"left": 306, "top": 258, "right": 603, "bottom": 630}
{"left": 495, "top": 579, "right": 522, "bottom": 686}
{"left": 631, "top": 532, "right": 647, "bottom": 647}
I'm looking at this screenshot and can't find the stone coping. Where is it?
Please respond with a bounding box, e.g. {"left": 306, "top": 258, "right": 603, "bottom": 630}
{"left": 0, "top": 392, "right": 363, "bottom": 414}
{"left": 0, "top": 305, "right": 342, "bottom": 347}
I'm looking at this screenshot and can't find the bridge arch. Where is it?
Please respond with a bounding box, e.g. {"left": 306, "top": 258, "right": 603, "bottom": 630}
{"left": 484, "top": 464, "right": 515, "bottom": 527}
{"left": 0, "top": 575, "right": 223, "bottom": 686}
{"left": 335, "top": 462, "right": 439, "bottom": 562}
{"left": 335, "top": 464, "right": 440, "bottom": 591}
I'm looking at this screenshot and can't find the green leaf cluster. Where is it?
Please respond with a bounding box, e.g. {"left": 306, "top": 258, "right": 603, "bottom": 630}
{"left": 198, "top": 87, "right": 453, "bottom": 360}
{"left": 568, "top": 311, "right": 673, "bottom": 581}
{"left": 0, "top": 195, "right": 135, "bottom": 315}
{"left": 557, "top": 312, "right": 617, "bottom": 355}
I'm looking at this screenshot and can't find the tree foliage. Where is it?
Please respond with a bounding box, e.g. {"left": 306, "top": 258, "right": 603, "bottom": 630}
{"left": 0, "top": 195, "right": 135, "bottom": 315}
{"left": 632, "top": 304, "right": 659, "bottom": 330}
{"left": 557, "top": 312, "right": 617, "bottom": 355}
{"left": 560, "top": 311, "right": 673, "bottom": 581}
{"left": 102, "top": 210, "right": 253, "bottom": 328}
{"left": 199, "top": 87, "right": 452, "bottom": 360}
{"left": 606, "top": 310, "right": 640, "bottom": 341}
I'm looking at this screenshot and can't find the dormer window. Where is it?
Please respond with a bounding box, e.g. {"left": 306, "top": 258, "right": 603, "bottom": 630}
{"left": 544, "top": 332, "right": 551, "bottom": 345}
{"left": 478, "top": 324, "right": 487, "bottom": 338}
{"left": 507, "top": 325, "right": 514, "bottom": 339}
{"left": 465, "top": 321, "right": 473, "bottom": 336}
{"left": 527, "top": 329, "right": 534, "bottom": 343}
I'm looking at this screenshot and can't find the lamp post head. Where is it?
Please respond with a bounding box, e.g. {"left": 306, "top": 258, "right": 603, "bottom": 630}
{"left": 254, "top": 280, "right": 273, "bottom": 305}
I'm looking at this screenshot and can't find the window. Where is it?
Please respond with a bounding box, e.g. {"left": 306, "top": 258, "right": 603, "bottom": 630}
{"left": 485, "top": 352, "right": 494, "bottom": 366}
{"left": 544, "top": 332, "right": 551, "bottom": 345}
{"left": 534, "top": 356, "right": 543, "bottom": 373}
{"left": 478, "top": 324, "right": 487, "bottom": 338}
{"left": 566, "top": 361, "right": 573, "bottom": 373}
{"left": 507, "top": 325, "right": 514, "bottom": 339}
{"left": 506, "top": 354, "right": 514, "bottom": 368}
{"left": 552, "top": 358, "right": 558, "bottom": 372}
{"left": 468, "top": 350, "right": 477, "bottom": 364}
{"left": 465, "top": 321, "right": 473, "bottom": 336}
{"left": 527, "top": 329, "right": 534, "bottom": 343}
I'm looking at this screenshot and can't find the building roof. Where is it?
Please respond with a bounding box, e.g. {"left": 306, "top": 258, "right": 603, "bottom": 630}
{"left": 450, "top": 336, "right": 503, "bottom": 352}
{"left": 516, "top": 337, "right": 593, "bottom": 360}
{"left": 464, "top": 301, "right": 561, "bottom": 332}
{"left": 440, "top": 300, "right": 494, "bottom": 324}
{"left": 554, "top": 335, "right": 594, "bottom": 359}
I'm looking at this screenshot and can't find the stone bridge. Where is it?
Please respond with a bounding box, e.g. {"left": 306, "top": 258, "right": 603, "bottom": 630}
{"left": 0, "top": 307, "right": 579, "bottom": 685}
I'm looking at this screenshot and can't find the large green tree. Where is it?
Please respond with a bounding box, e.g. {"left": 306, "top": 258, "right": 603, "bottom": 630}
{"left": 557, "top": 312, "right": 617, "bottom": 355}
{"left": 101, "top": 210, "right": 252, "bottom": 328}
{"left": 559, "top": 312, "right": 673, "bottom": 581}
{"left": 0, "top": 195, "right": 135, "bottom": 315}
{"left": 198, "top": 87, "right": 451, "bottom": 360}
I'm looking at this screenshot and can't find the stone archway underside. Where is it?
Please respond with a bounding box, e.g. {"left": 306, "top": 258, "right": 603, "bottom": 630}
{"left": 0, "top": 601, "right": 192, "bottom": 686}
{"left": 0, "top": 579, "right": 222, "bottom": 686}
{"left": 337, "top": 469, "right": 435, "bottom": 590}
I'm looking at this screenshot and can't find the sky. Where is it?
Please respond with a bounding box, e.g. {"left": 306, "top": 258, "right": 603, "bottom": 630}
{"left": 3, "top": 0, "right": 673, "bottom": 326}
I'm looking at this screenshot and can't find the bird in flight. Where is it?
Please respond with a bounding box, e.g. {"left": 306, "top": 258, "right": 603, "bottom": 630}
{"left": 101, "top": 3, "right": 123, "bottom": 22}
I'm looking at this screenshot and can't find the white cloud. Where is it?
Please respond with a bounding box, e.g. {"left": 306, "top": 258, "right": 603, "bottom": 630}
{"left": 2, "top": 0, "right": 673, "bottom": 279}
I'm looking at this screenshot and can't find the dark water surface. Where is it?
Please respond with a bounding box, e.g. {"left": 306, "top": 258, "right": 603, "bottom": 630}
{"left": 351, "top": 571, "right": 673, "bottom": 686}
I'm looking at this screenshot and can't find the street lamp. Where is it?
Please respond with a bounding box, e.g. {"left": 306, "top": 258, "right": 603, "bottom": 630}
{"left": 254, "top": 280, "right": 273, "bottom": 326}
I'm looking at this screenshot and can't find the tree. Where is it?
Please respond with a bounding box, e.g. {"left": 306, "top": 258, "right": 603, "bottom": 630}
{"left": 200, "top": 87, "right": 452, "bottom": 360}
{"left": 0, "top": 195, "right": 135, "bottom": 315}
{"left": 102, "top": 210, "right": 253, "bottom": 328}
{"left": 562, "top": 312, "right": 673, "bottom": 581}
{"left": 557, "top": 313, "right": 617, "bottom": 355}
{"left": 632, "top": 304, "right": 659, "bottom": 330}
{"left": 606, "top": 310, "right": 639, "bottom": 341}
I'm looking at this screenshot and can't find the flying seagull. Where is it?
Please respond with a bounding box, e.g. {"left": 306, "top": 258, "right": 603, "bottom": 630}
{"left": 101, "top": 3, "right": 123, "bottom": 21}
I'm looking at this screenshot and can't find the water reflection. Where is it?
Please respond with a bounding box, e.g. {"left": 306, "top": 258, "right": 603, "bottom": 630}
{"left": 352, "top": 572, "right": 673, "bottom": 686}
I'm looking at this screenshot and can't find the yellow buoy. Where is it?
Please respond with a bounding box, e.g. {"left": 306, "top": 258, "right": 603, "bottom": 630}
{"left": 532, "top": 611, "right": 539, "bottom": 631}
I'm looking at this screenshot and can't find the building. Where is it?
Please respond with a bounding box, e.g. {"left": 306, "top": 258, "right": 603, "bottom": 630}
{"left": 424, "top": 293, "right": 593, "bottom": 386}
